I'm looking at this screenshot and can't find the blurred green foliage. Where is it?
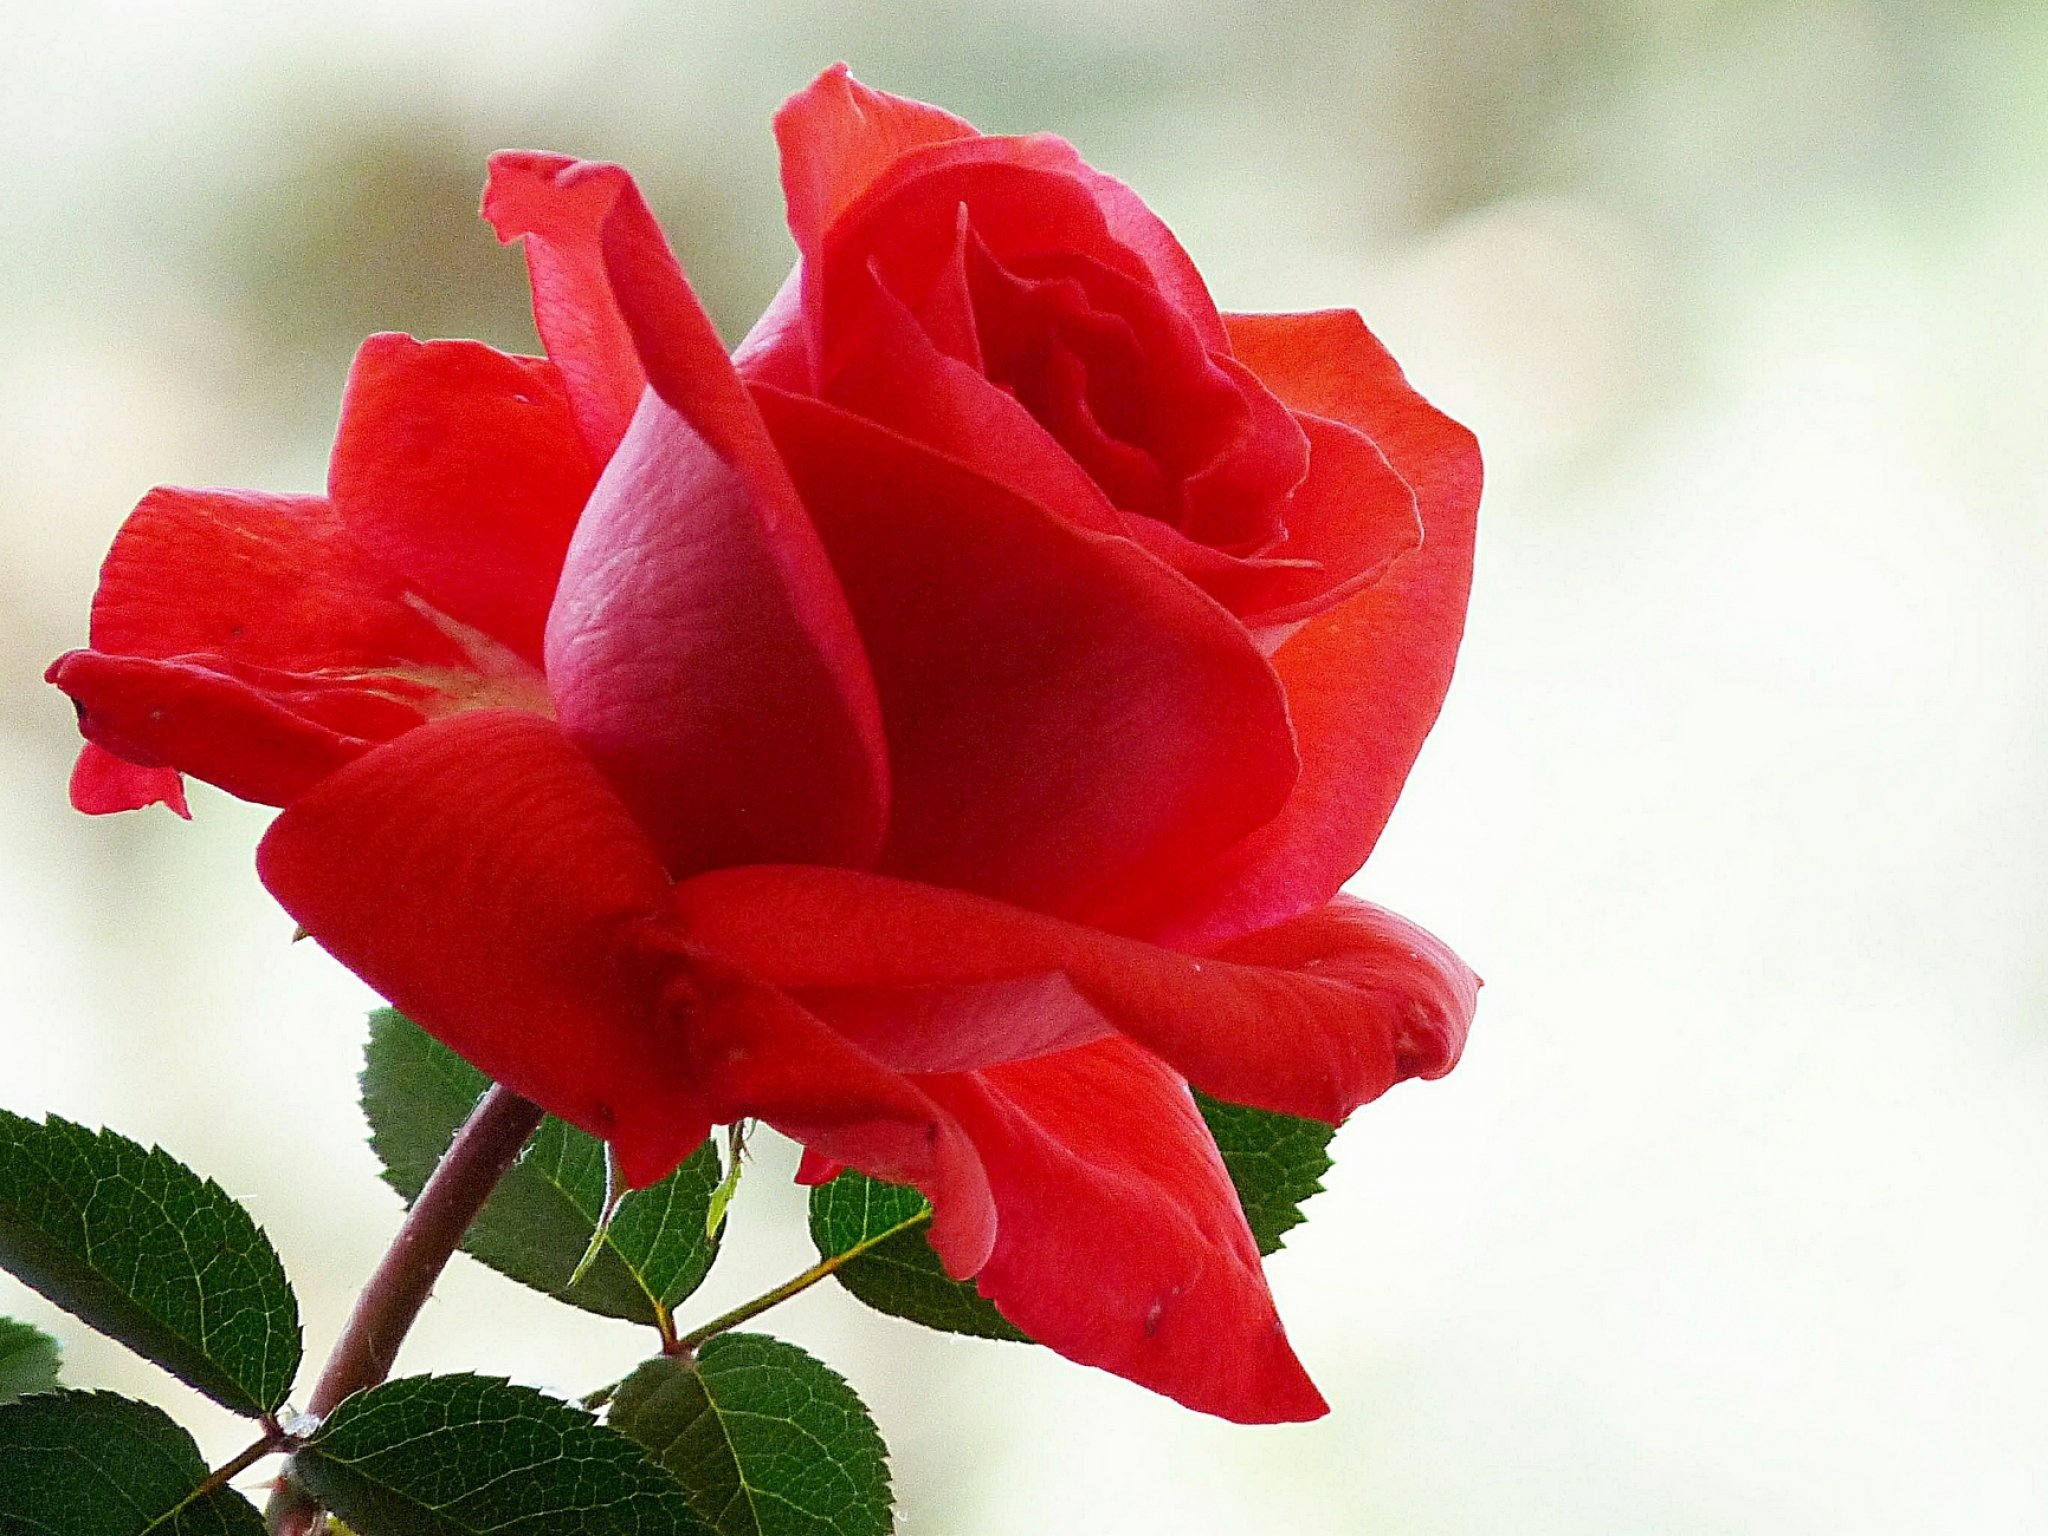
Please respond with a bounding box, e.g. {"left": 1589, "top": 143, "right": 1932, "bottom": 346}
{"left": 128, "top": 0, "right": 2042, "bottom": 452}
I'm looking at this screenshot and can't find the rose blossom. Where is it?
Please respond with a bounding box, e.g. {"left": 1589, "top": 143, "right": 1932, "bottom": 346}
{"left": 47, "top": 66, "right": 1480, "bottom": 1424}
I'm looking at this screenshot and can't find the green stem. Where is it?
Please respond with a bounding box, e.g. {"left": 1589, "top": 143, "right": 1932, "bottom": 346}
{"left": 577, "top": 1206, "right": 936, "bottom": 1415}
{"left": 671, "top": 1207, "right": 932, "bottom": 1355}
{"left": 153, "top": 1429, "right": 286, "bottom": 1518}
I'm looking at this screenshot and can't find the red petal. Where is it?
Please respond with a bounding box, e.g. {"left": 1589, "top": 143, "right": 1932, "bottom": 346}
{"left": 84, "top": 488, "right": 469, "bottom": 673}
{"left": 731, "top": 265, "right": 809, "bottom": 389}
{"left": 956, "top": 240, "right": 1285, "bottom": 535}
{"left": 1240, "top": 412, "right": 1422, "bottom": 623}
{"left": 49, "top": 650, "right": 380, "bottom": 807}
{"left": 483, "top": 153, "right": 648, "bottom": 462}
{"left": 754, "top": 387, "right": 1296, "bottom": 920}
{"left": 328, "top": 335, "right": 595, "bottom": 664}
{"left": 1057, "top": 156, "right": 1228, "bottom": 351}
{"left": 256, "top": 710, "right": 709, "bottom": 1184}
{"left": 1128, "top": 412, "right": 1421, "bottom": 634}
{"left": 1130, "top": 310, "right": 1482, "bottom": 948}
{"left": 921, "top": 1039, "right": 1326, "bottom": 1423}
{"left": 793, "top": 1149, "right": 845, "bottom": 1186}
{"left": 257, "top": 709, "right": 994, "bottom": 1247}
{"left": 490, "top": 154, "right": 890, "bottom": 873}
{"left": 813, "top": 144, "right": 1167, "bottom": 390}
{"left": 775, "top": 63, "right": 978, "bottom": 282}
{"left": 672, "top": 976, "right": 996, "bottom": 1271}
{"left": 546, "top": 388, "right": 889, "bottom": 874}
{"left": 68, "top": 743, "right": 188, "bottom": 818}
{"left": 672, "top": 867, "right": 1477, "bottom": 1124}
{"left": 775, "top": 65, "right": 1227, "bottom": 355}
{"left": 1179, "top": 350, "right": 1311, "bottom": 551}
{"left": 798, "top": 973, "right": 1116, "bottom": 1076}
{"left": 824, "top": 268, "right": 1124, "bottom": 536}
{"left": 46, "top": 486, "right": 545, "bottom": 808}
{"left": 906, "top": 207, "right": 983, "bottom": 369}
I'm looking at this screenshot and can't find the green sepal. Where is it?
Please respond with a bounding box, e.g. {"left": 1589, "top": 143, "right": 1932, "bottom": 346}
{"left": 703, "top": 1125, "right": 748, "bottom": 1242}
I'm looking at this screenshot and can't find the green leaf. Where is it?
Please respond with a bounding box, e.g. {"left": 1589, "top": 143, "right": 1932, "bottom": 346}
{"left": 0, "top": 1389, "right": 265, "bottom": 1534}
{"left": 610, "top": 1335, "right": 891, "bottom": 1536}
{"left": 362, "top": 1009, "right": 723, "bottom": 1327}
{"left": 1194, "top": 1091, "right": 1336, "bottom": 1256}
{"left": 291, "top": 1374, "right": 707, "bottom": 1536}
{"left": 0, "top": 1113, "right": 300, "bottom": 1416}
{"left": 805, "top": 1173, "right": 1027, "bottom": 1344}
{"left": 0, "top": 1319, "right": 60, "bottom": 1405}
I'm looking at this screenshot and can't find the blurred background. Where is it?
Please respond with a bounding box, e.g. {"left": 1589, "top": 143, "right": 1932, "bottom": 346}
{"left": 4, "top": 1, "right": 2046, "bottom": 1529}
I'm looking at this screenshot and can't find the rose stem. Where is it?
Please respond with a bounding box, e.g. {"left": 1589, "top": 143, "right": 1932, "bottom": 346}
{"left": 307, "top": 1084, "right": 545, "bottom": 1412}
{"left": 268, "top": 1083, "right": 545, "bottom": 1534}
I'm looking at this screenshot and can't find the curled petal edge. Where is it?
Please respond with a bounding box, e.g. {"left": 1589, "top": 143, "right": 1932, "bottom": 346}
{"left": 672, "top": 865, "right": 1478, "bottom": 1127}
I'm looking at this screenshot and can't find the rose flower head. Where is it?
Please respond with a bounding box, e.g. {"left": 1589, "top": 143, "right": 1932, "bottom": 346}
{"left": 48, "top": 66, "right": 1480, "bottom": 1425}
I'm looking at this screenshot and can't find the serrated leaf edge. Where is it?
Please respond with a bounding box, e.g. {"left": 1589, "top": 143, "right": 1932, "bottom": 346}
{"left": 0, "top": 1112, "right": 301, "bottom": 1416}
{"left": 0, "top": 1388, "right": 263, "bottom": 1531}
{"left": 293, "top": 1372, "right": 703, "bottom": 1529}
{"left": 619, "top": 1339, "right": 893, "bottom": 1536}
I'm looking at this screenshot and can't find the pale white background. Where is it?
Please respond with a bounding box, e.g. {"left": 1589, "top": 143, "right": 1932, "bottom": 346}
{"left": 3, "top": 2, "right": 2045, "bottom": 1530}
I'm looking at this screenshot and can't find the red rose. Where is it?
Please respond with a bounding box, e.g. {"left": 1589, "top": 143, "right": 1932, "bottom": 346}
{"left": 47, "top": 67, "right": 1479, "bottom": 1424}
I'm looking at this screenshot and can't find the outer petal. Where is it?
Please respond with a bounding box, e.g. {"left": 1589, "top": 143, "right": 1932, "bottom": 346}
{"left": 492, "top": 153, "right": 890, "bottom": 874}
{"left": 672, "top": 866, "right": 1477, "bottom": 1125}
{"left": 49, "top": 651, "right": 385, "bottom": 807}
{"left": 1131, "top": 413, "right": 1420, "bottom": 633}
{"left": 673, "top": 979, "right": 995, "bottom": 1270}
{"left": 256, "top": 708, "right": 991, "bottom": 1257}
{"left": 68, "top": 742, "right": 188, "bottom": 817}
{"left": 46, "top": 488, "right": 544, "bottom": 809}
{"left": 1127, "top": 310, "right": 1482, "bottom": 948}
{"left": 794, "top": 1148, "right": 845, "bottom": 1186}
{"left": 328, "top": 334, "right": 596, "bottom": 665}
{"left": 775, "top": 63, "right": 977, "bottom": 273}
{"left": 754, "top": 386, "right": 1297, "bottom": 921}
{"left": 483, "top": 153, "right": 648, "bottom": 462}
{"left": 81, "top": 489, "right": 470, "bottom": 671}
{"left": 919, "top": 1039, "right": 1326, "bottom": 1423}
{"left": 257, "top": 709, "right": 709, "bottom": 1184}
{"left": 798, "top": 974, "right": 1116, "bottom": 1076}
{"left": 546, "top": 389, "right": 886, "bottom": 874}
